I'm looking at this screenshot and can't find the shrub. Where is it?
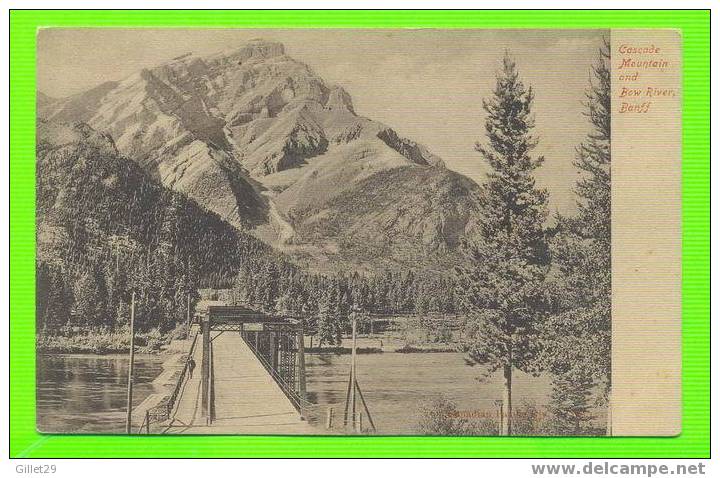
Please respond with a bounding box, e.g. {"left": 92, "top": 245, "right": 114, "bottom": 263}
{"left": 417, "top": 395, "right": 468, "bottom": 435}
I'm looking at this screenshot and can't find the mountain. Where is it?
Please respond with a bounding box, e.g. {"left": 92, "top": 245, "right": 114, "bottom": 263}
{"left": 36, "top": 119, "right": 268, "bottom": 286}
{"left": 36, "top": 119, "right": 298, "bottom": 332}
{"left": 38, "top": 39, "right": 482, "bottom": 273}
{"left": 36, "top": 121, "right": 462, "bottom": 338}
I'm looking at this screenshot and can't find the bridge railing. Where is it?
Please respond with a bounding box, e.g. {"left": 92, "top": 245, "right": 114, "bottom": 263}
{"left": 241, "top": 331, "right": 307, "bottom": 411}
{"left": 138, "top": 329, "right": 199, "bottom": 433}
{"left": 240, "top": 332, "right": 376, "bottom": 432}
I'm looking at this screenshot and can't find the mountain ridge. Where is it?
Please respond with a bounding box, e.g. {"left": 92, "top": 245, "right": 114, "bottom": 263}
{"left": 38, "top": 39, "right": 482, "bottom": 273}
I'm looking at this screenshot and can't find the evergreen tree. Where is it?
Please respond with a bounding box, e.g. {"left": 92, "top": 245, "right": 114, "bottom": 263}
{"left": 400, "top": 270, "right": 415, "bottom": 312}
{"left": 546, "top": 365, "right": 596, "bottom": 435}
{"left": 36, "top": 263, "right": 52, "bottom": 331}
{"left": 103, "top": 266, "right": 121, "bottom": 328}
{"left": 317, "top": 279, "right": 340, "bottom": 347}
{"left": 275, "top": 272, "right": 303, "bottom": 316}
{"left": 456, "top": 53, "right": 549, "bottom": 435}
{"left": 543, "top": 39, "right": 611, "bottom": 433}
{"left": 301, "top": 274, "right": 321, "bottom": 328}
{"left": 336, "top": 286, "right": 351, "bottom": 342}
{"left": 37, "top": 264, "right": 72, "bottom": 330}
{"left": 73, "top": 268, "right": 106, "bottom": 327}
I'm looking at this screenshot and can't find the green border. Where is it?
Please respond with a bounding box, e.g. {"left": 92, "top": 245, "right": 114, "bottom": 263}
{"left": 10, "top": 10, "right": 709, "bottom": 458}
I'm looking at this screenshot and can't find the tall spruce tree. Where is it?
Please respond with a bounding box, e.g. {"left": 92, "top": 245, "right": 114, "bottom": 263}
{"left": 546, "top": 364, "right": 596, "bottom": 435}
{"left": 317, "top": 279, "right": 341, "bottom": 347}
{"left": 543, "top": 40, "right": 611, "bottom": 434}
{"left": 73, "top": 267, "right": 106, "bottom": 327}
{"left": 457, "top": 53, "right": 549, "bottom": 435}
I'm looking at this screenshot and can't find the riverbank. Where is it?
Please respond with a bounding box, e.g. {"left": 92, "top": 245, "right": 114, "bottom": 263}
{"left": 131, "top": 339, "right": 194, "bottom": 433}
{"left": 39, "top": 330, "right": 460, "bottom": 355}
{"left": 305, "top": 344, "right": 458, "bottom": 354}
{"left": 36, "top": 327, "right": 185, "bottom": 355}
{"left": 306, "top": 334, "right": 460, "bottom": 355}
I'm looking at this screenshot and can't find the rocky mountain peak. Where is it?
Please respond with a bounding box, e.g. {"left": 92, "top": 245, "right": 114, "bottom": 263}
{"left": 325, "top": 86, "right": 355, "bottom": 114}
{"left": 36, "top": 40, "right": 477, "bottom": 271}
{"left": 229, "top": 39, "right": 286, "bottom": 62}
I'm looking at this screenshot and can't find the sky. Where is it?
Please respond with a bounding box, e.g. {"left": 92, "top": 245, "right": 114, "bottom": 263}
{"left": 38, "top": 29, "right": 607, "bottom": 214}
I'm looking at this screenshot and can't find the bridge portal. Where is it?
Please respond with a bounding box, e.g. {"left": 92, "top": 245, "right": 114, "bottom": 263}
{"left": 160, "top": 304, "right": 312, "bottom": 433}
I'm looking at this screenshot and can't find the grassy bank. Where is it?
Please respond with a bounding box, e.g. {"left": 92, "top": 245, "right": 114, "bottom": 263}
{"left": 36, "top": 326, "right": 184, "bottom": 355}
{"left": 315, "top": 329, "right": 463, "bottom": 354}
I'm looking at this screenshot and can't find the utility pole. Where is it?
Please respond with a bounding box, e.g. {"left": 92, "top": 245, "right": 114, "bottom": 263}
{"left": 496, "top": 400, "right": 504, "bottom": 436}
{"left": 201, "top": 318, "right": 210, "bottom": 419}
{"left": 125, "top": 292, "right": 136, "bottom": 434}
{"left": 185, "top": 294, "right": 191, "bottom": 338}
{"left": 607, "top": 390, "right": 613, "bottom": 436}
{"left": 350, "top": 315, "right": 357, "bottom": 431}
{"left": 342, "top": 312, "right": 376, "bottom": 434}
{"left": 207, "top": 339, "right": 214, "bottom": 424}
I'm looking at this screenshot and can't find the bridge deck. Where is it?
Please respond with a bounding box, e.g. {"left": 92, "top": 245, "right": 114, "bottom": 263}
{"left": 163, "top": 331, "right": 317, "bottom": 434}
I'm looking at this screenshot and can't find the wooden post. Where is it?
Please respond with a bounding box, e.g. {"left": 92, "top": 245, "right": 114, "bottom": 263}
{"left": 296, "top": 324, "right": 306, "bottom": 398}
{"left": 125, "top": 292, "right": 136, "bottom": 434}
{"left": 350, "top": 316, "right": 357, "bottom": 430}
{"left": 498, "top": 401, "right": 504, "bottom": 436}
{"left": 355, "top": 380, "right": 376, "bottom": 432}
{"left": 201, "top": 318, "right": 211, "bottom": 417}
{"left": 343, "top": 370, "right": 352, "bottom": 426}
{"left": 185, "top": 294, "right": 191, "bottom": 338}
{"left": 208, "top": 339, "right": 215, "bottom": 424}
{"left": 145, "top": 410, "right": 150, "bottom": 434}
{"left": 502, "top": 361, "right": 512, "bottom": 436}
{"left": 357, "top": 411, "right": 363, "bottom": 433}
{"left": 607, "top": 389, "right": 613, "bottom": 436}
{"left": 326, "top": 407, "right": 334, "bottom": 430}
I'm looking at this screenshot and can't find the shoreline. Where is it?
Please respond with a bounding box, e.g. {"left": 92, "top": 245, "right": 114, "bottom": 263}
{"left": 305, "top": 346, "right": 459, "bottom": 354}
{"left": 37, "top": 345, "right": 462, "bottom": 356}
{"left": 36, "top": 351, "right": 166, "bottom": 358}
{"left": 35, "top": 329, "right": 182, "bottom": 355}
{"left": 38, "top": 331, "right": 462, "bottom": 356}
{"left": 37, "top": 346, "right": 462, "bottom": 356}
{"left": 130, "top": 338, "right": 194, "bottom": 433}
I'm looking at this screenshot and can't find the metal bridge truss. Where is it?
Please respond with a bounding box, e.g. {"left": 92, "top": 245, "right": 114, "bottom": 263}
{"left": 201, "top": 306, "right": 308, "bottom": 418}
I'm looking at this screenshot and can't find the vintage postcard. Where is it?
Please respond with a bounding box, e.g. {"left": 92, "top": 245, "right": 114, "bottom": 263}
{"left": 35, "top": 29, "right": 680, "bottom": 436}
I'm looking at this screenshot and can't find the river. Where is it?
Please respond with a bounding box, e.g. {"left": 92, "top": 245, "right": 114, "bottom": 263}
{"left": 305, "top": 352, "right": 551, "bottom": 434}
{"left": 37, "top": 351, "right": 551, "bottom": 435}
{"left": 36, "top": 354, "right": 165, "bottom": 433}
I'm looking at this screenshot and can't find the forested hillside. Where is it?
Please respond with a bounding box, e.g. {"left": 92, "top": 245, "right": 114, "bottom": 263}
{"left": 36, "top": 120, "right": 270, "bottom": 333}
{"left": 36, "top": 121, "right": 457, "bottom": 339}
{"left": 38, "top": 39, "right": 484, "bottom": 272}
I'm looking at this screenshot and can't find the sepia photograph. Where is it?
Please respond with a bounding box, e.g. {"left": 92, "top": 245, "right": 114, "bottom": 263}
{"left": 34, "top": 28, "right": 613, "bottom": 436}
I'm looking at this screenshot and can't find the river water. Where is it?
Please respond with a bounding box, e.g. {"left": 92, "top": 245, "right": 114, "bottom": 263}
{"left": 305, "top": 352, "right": 551, "bottom": 434}
{"left": 36, "top": 354, "right": 165, "bottom": 433}
{"left": 37, "top": 351, "right": 551, "bottom": 435}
